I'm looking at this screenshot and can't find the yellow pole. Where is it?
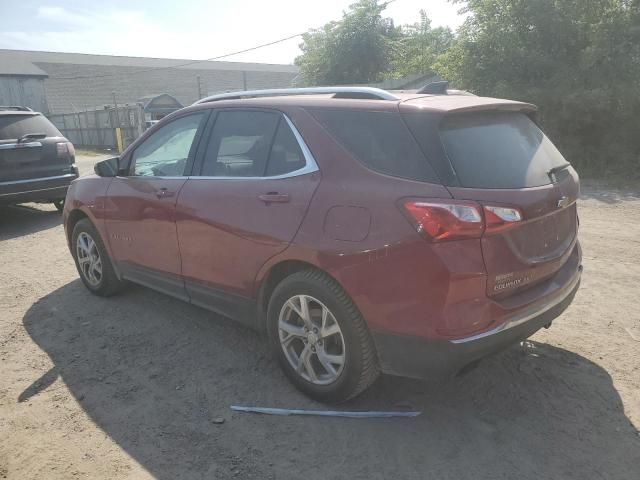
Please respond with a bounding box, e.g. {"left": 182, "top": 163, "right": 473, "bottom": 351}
{"left": 115, "top": 127, "right": 123, "bottom": 153}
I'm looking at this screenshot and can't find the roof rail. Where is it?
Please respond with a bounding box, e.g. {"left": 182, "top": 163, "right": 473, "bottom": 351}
{"left": 194, "top": 87, "right": 399, "bottom": 104}
{"left": 0, "top": 106, "right": 33, "bottom": 112}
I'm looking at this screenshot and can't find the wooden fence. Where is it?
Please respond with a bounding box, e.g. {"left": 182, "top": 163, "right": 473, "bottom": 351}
{"left": 48, "top": 104, "right": 145, "bottom": 150}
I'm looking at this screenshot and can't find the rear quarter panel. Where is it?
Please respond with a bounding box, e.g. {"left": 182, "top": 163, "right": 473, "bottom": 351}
{"left": 256, "top": 107, "right": 489, "bottom": 339}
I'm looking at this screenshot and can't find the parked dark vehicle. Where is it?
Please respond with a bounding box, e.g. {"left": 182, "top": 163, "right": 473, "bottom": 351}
{"left": 63, "top": 86, "right": 582, "bottom": 403}
{"left": 0, "top": 106, "right": 78, "bottom": 210}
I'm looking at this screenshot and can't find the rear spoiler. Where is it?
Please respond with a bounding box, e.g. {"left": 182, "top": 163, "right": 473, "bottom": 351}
{"left": 400, "top": 96, "right": 538, "bottom": 115}
{"left": 444, "top": 102, "right": 538, "bottom": 115}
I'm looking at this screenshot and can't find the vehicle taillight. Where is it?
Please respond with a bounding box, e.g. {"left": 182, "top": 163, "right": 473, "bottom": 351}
{"left": 56, "top": 141, "right": 75, "bottom": 158}
{"left": 402, "top": 200, "right": 484, "bottom": 242}
{"left": 483, "top": 205, "right": 523, "bottom": 234}
{"left": 401, "top": 200, "right": 524, "bottom": 242}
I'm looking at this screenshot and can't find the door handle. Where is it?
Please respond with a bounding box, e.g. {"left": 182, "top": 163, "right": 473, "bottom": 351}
{"left": 156, "top": 188, "right": 175, "bottom": 199}
{"left": 258, "top": 192, "right": 290, "bottom": 204}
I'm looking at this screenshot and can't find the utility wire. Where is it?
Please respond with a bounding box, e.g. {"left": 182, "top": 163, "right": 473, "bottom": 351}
{"left": 55, "top": 32, "right": 306, "bottom": 80}
{"left": 53, "top": 0, "right": 398, "bottom": 81}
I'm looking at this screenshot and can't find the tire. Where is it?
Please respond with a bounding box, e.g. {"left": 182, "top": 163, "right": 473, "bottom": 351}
{"left": 267, "top": 269, "right": 379, "bottom": 403}
{"left": 53, "top": 199, "right": 64, "bottom": 212}
{"left": 71, "top": 218, "right": 124, "bottom": 296}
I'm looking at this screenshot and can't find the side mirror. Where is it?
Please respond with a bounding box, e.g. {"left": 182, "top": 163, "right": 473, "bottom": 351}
{"left": 94, "top": 157, "right": 119, "bottom": 177}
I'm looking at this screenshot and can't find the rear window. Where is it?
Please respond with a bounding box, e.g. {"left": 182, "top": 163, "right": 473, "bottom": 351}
{"left": 312, "top": 109, "right": 438, "bottom": 183}
{"left": 439, "top": 112, "right": 568, "bottom": 189}
{"left": 0, "top": 114, "right": 62, "bottom": 141}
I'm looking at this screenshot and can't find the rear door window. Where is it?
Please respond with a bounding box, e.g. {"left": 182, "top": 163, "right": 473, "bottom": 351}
{"left": 0, "top": 114, "right": 62, "bottom": 141}
{"left": 201, "top": 110, "right": 280, "bottom": 177}
{"left": 438, "top": 112, "right": 569, "bottom": 189}
{"left": 265, "top": 118, "right": 306, "bottom": 176}
{"left": 311, "top": 109, "right": 438, "bottom": 183}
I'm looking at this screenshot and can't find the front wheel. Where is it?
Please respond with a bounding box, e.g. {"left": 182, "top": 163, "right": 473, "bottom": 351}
{"left": 267, "top": 269, "right": 379, "bottom": 403}
{"left": 71, "top": 218, "right": 124, "bottom": 296}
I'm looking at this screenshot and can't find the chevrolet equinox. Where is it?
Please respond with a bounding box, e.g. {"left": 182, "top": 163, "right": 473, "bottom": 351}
{"left": 63, "top": 86, "right": 582, "bottom": 403}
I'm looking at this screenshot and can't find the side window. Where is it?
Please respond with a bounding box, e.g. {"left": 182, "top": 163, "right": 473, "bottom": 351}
{"left": 311, "top": 109, "right": 438, "bottom": 182}
{"left": 131, "top": 113, "right": 204, "bottom": 177}
{"left": 265, "top": 119, "right": 306, "bottom": 176}
{"left": 201, "top": 110, "right": 279, "bottom": 177}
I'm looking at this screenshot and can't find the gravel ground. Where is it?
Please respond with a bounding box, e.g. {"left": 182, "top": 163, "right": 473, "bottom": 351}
{"left": 1, "top": 156, "right": 639, "bottom": 479}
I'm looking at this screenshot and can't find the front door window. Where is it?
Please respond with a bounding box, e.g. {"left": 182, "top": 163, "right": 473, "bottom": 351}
{"left": 131, "top": 113, "right": 204, "bottom": 177}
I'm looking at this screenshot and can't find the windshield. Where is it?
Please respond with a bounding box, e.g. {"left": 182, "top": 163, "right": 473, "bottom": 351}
{"left": 439, "top": 112, "right": 569, "bottom": 189}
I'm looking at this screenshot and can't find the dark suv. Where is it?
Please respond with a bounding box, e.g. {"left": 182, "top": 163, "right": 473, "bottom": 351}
{"left": 63, "top": 86, "right": 581, "bottom": 403}
{"left": 0, "top": 106, "right": 78, "bottom": 210}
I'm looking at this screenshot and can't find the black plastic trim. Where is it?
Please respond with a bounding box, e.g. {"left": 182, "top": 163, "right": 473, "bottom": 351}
{"left": 372, "top": 273, "right": 581, "bottom": 380}
{"left": 116, "top": 262, "right": 258, "bottom": 327}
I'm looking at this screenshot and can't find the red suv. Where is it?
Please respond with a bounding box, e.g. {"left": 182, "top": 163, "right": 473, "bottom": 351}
{"left": 63, "top": 86, "right": 581, "bottom": 403}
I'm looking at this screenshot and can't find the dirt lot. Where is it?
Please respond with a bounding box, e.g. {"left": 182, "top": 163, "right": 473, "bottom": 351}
{"left": 1, "top": 157, "right": 639, "bottom": 479}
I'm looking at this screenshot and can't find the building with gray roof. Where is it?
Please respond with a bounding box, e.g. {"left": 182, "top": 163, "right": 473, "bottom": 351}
{"left": 0, "top": 49, "right": 298, "bottom": 114}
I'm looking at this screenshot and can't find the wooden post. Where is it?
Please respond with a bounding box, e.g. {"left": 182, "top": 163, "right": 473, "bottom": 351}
{"left": 112, "top": 92, "right": 122, "bottom": 151}
{"left": 76, "top": 112, "right": 85, "bottom": 146}
{"left": 112, "top": 92, "right": 121, "bottom": 128}
{"left": 115, "top": 127, "right": 124, "bottom": 153}
{"left": 84, "top": 110, "right": 91, "bottom": 147}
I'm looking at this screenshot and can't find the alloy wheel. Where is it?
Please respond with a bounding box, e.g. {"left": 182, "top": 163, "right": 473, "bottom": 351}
{"left": 76, "top": 232, "right": 103, "bottom": 287}
{"left": 278, "top": 294, "right": 346, "bottom": 385}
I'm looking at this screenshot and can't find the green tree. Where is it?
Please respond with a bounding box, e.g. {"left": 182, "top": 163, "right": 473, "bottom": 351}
{"left": 296, "top": 1, "right": 457, "bottom": 85}
{"left": 389, "top": 10, "right": 454, "bottom": 78}
{"left": 434, "top": 0, "right": 640, "bottom": 175}
{"left": 295, "top": 0, "right": 396, "bottom": 85}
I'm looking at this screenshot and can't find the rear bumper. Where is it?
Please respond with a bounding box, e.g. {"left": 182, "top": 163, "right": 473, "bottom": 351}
{"left": 372, "top": 264, "right": 582, "bottom": 380}
{"left": 0, "top": 173, "right": 77, "bottom": 205}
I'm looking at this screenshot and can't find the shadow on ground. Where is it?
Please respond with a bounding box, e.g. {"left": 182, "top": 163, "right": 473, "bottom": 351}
{"left": 0, "top": 205, "right": 61, "bottom": 240}
{"left": 22, "top": 281, "right": 640, "bottom": 480}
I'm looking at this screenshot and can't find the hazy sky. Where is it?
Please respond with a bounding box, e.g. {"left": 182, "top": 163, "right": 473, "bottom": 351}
{"left": 0, "top": 0, "right": 465, "bottom": 64}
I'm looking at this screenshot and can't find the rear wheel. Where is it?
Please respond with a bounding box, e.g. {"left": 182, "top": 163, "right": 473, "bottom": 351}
{"left": 71, "top": 218, "right": 123, "bottom": 296}
{"left": 267, "top": 269, "right": 379, "bottom": 403}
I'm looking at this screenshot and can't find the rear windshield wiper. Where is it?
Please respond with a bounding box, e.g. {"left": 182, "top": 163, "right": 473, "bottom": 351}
{"left": 547, "top": 162, "right": 571, "bottom": 180}
{"left": 18, "top": 133, "right": 47, "bottom": 143}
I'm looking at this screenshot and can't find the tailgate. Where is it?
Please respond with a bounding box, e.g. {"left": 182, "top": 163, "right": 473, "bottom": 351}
{"left": 0, "top": 113, "right": 72, "bottom": 182}
{"left": 0, "top": 140, "right": 72, "bottom": 182}
{"left": 1, "top": 141, "right": 44, "bottom": 181}
{"left": 436, "top": 110, "right": 580, "bottom": 298}
{"left": 449, "top": 174, "right": 579, "bottom": 297}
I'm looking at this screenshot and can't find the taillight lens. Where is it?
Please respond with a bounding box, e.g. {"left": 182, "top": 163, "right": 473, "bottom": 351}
{"left": 483, "top": 205, "right": 523, "bottom": 234}
{"left": 401, "top": 200, "right": 524, "bottom": 242}
{"left": 402, "top": 200, "right": 484, "bottom": 242}
{"left": 56, "top": 141, "right": 75, "bottom": 158}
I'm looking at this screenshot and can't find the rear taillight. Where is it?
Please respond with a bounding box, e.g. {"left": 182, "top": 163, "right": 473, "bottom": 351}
{"left": 483, "top": 205, "right": 522, "bottom": 234}
{"left": 401, "top": 200, "right": 523, "bottom": 242}
{"left": 402, "top": 200, "right": 484, "bottom": 242}
{"left": 56, "top": 141, "right": 75, "bottom": 158}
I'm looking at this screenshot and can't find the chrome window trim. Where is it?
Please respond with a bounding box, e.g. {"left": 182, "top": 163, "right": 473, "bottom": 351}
{"left": 0, "top": 173, "right": 76, "bottom": 186}
{"left": 0, "top": 141, "right": 43, "bottom": 150}
{"left": 116, "top": 176, "right": 187, "bottom": 180}
{"left": 189, "top": 113, "right": 319, "bottom": 181}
